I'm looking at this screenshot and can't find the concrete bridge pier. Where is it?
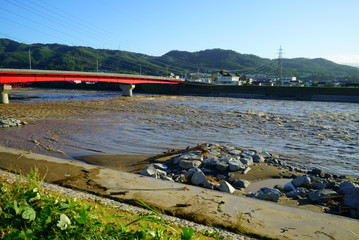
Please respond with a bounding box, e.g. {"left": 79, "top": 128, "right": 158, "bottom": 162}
{"left": 120, "top": 84, "right": 135, "bottom": 97}
{"left": 0, "top": 84, "right": 12, "bottom": 104}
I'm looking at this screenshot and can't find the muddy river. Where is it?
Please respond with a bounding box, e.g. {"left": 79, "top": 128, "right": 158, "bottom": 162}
{"left": 1, "top": 89, "right": 358, "bottom": 177}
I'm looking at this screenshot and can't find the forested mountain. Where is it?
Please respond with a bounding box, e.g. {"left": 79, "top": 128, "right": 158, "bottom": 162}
{"left": 1, "top": 38, "right": 359, "bottom": 81}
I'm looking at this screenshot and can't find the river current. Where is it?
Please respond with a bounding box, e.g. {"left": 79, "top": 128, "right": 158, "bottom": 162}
{"left": 5, "top": 90, "right": 359, "bottom": 177}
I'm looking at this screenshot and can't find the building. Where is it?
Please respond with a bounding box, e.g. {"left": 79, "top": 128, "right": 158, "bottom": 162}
{"left": 217, "top": 71, "right": 240, "bottom": 85}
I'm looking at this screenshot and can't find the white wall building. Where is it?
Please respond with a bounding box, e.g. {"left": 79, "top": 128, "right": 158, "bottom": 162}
{"left": 217, "top": 72, "right": 240, "bottom": 85}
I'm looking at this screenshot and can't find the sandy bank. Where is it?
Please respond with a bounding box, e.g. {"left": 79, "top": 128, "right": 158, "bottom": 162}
{"left": 0, "top": 145, "right": 358, "bottom": 240}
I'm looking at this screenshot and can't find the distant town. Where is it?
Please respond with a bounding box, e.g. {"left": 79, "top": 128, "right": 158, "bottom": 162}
{"left": 183, "top": 70, "right": 359, "bottom": 88}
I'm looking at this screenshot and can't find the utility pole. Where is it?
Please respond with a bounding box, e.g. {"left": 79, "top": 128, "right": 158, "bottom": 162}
{"left": 96, "top": 58, "right": 99, "bottom": 73}
{"left": 140, "top": 64, "right": 142, "bottom": 75}
{"left": 277, "top": 46, "right": 283, "bottom": 85}
{"left": 28, "top": 48, "right": 32, "bottom": 70}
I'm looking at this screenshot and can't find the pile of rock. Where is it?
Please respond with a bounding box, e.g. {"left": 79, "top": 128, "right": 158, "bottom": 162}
{"left": 140, "top": 143, "right": 359, "bottom": 219}
{"left": 248, "top": 169, "right": 359, "bottom": 219}
{"left": 0, "top": 117, "right": 27, "bottom": 128}
{"left": 141, "top": 143, "right": 271, "bottom": 193}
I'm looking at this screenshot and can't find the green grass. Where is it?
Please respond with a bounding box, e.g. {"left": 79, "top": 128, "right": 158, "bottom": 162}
{"left": 0, "top": 169, "right": 228, "bottom": 240}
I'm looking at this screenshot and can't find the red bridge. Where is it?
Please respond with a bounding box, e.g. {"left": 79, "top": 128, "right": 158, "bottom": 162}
{"left": 0, "top": 69, "right": 184, "bottom": 103}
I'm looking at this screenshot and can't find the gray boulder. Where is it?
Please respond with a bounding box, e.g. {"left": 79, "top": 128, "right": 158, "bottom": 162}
{"left": 291, "top": 175, "right": 311, "bottom": 188}
{"left": 252, "top": 154, "right": 265, "bottom": 163}
{"left": 202, "top": 180, "right": 217, "bottom": 190}
{"left": 215, "top": 161, "right": 229, "bottom": 171}
{"left": 172, "top": 156, "right": 183, "bottom": 165}
{"left": 218, "top": 181, "right": 236, "bottom": 194}
{"left": 201, "top": 157, "right": 219, "bottom": 167}
{"left": 242, "top": 167, "right": 251, "bottom": 175}
{"left": 228, "top": 149, "right": 242, "bottom": 156}
{"left": 286, "top": 187, "right": 307, "bottom": 198}
{"left": 308, "top": 189, "right": 338, "bottom": 203}
{"left": 312, "top": 181, "right": 326, "bottom": 190}
{"left": 283, "top": 182, "right": 296, "bottom": 192}
{"left": 228, "top": 160, "right": 246, "bottom": 172}
{"left": 232, "top": 179, "right": 250, "bottom": 189}
{"left": 339, "top": 181, "right": 358, "bottom": 195}
{"left": 259, "top": 151, "right": 271, "bottom": 158}
{"left": 253, "top": 188, "right": 282, "bottom": 202}
{"left": 191, "top": 171, "right": 207, "bottom": 186}
{"left": 310, "top": 168, "right": 323, "bottom": 176}
{"left": 184, "top": 168, "right": 201, "bottom": 180}
{"left": 240, "top": 156, "right": 253, "bottom": 166}
{"left": 343, "top": 187, "right": 359, "bottom": 210}
{"left": 153, "top": 163, "right": 168, "bottom": 171}
{"left": 179, "top": 159, "right": 201, "bottom": 170}
{"left": 140, "top": 165, "right": 157, "bottom": 177}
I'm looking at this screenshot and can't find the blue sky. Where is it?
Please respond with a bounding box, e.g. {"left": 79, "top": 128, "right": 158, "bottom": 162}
{"left": 1, "top": 0, "right": 358, "bottom": 65}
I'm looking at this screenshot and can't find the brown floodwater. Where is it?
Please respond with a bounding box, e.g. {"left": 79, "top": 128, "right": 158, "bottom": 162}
{"left": 1, "top": 88, "right": 358, "bottom": 177}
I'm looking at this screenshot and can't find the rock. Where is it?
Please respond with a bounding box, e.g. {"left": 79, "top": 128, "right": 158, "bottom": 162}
{"left": 242, "top": 167, "right": 251, "bottom": 175}
{"left": 308, "top": 189, "right": 338, "bottom": 203}
{"left": 326, "top": 181, "right": 338, "bottom": 190}
{"left": 179, "top": 160, "right": 202, "bottom": 170}
{"left": 253, "top": 188, "right": 282, "bottom": 202}
{"left": 291, "top": 175, "right": 311, "bottom": 188}
{"left": 0, "top": 117, "right": 27, "bottom": 128}
{"left": 232, "top": 179, "right": 250, "bottom": 189}
{"left": 215, "top": 161, "right": 229, "bottom": 171}
{"left": 184, "top": 168, "right": 201, "bottom": 180}
{"left": 160, "top": 175, "right": 174, "bottom": 182}
{"left": 259, "top": 151, "right": 271, "bottom": 158}
{"left": 202, "top": 180, "right": 216, "bottom": 190}
{"left": 310, "top": 168, "right": 323, "bottom": 176}
{"left": 312, "top": 181, "right": 326, "bottom": 190}
{"left": 191, "top": 171, "right": 207, "bottom": 186}
{"left": 140, "top": 165, "right": 157, "bottom": 177}
{"left": 153, "top": 163, "right": 168, "bottom": 171}
{"left": 339, "top": 181, "right": 358, "bottom": 195}
{"left": 240, "top": 156, "right": 253, "bottom": 166}
{"left": 228, "top": 149, "right": 242, "bottom": 156}
{"left": 242, "top": 150, "right": 256, "bottom": 156}
{"left": 181, "top": 151, "right": 203, "bottom": 160}
{"left": 172, "top": 156, "right": 182, "bottom": 165}
{"left": 217, "top": 174, "right": 226, "bottom": 180}
{"left": 252, "top": 154, "right": 265, "bottom": 163}
{"left": 227, "top": 172, "right": 234, "bottom": 178}
{"left": 228, "top": 160, "right": 246, "bottom": 172}
{"left": 283, "top": 182, "right": 296, "bottom": 192}
{"left": 218, "top": 181, "right": 236, "bottom": 194}
{"left": 286, "top": 187, "right": 307, "bottom": 198}
{"left": 140, "top": 165, "right": 171, "bottom": 180}
{"left": 343, "top": 186, "right": 359, "bottom": 210}
{"left": 201, "top": 157, "right": 219, "bottom": 167}
{"left": 218, "top": 156, "right": 232, "bottom": 162}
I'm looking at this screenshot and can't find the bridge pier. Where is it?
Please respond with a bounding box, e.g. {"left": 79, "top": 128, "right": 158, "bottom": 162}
{"left": 120, "top": 84, "right": 135, "bottom": 97}
{"left": 0, "top": 84, "right": 12, "bottom": 104}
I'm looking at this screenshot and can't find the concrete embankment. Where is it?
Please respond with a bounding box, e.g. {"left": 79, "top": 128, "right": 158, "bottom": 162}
{"left": 0, "top": 145, "right": 358, "bottom": 240}
{"left": 137, "top": 83, "right": 359, "bottom": 102}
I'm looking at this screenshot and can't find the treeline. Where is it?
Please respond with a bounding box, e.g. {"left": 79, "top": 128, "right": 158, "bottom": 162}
{"left": 1, "top": 38, "right": 359, "bottom": 82}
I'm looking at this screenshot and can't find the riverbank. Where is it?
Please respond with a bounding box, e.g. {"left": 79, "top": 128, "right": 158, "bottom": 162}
{"left": 0, "top": 145, "right": 358, "bottom": 240}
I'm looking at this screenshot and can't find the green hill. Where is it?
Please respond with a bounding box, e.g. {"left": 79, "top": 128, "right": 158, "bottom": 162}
{"left": 1, "top": 38, "right": 359, "bottom": 81}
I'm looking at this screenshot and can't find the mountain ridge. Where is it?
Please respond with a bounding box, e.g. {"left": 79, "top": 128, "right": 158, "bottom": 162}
{"left": 1, "top": 38, "right": 358, "bottom": 81}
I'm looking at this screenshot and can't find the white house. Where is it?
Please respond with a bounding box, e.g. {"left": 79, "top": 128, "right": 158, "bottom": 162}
{"left": 217, "top": 72, "right": 240, "bottom": 85}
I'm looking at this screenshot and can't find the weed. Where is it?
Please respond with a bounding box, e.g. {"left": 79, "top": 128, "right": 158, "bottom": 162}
{"left": 0, "top": 170, "right": 203, "bottom": 240}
